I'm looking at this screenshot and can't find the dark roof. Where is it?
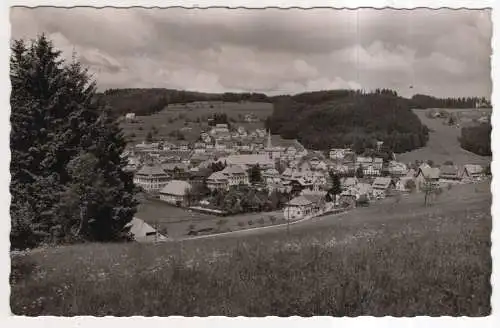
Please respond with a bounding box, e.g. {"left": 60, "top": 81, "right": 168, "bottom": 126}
{"left": 136, "top": 164, "right": 167, "bottom": 176}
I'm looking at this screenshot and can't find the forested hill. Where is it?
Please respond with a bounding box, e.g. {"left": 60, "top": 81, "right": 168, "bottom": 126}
{"left": 265, "top": 90, "right": 429, "bottom": 153}
{"left": 95, "top": 88, "right": 271, "bottom": 116}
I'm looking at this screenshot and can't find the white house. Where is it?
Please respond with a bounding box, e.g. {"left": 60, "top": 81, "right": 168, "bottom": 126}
{"left": 133, "top": 164, "right": 169, "bottom": 193}
{"left": 283, "top": 194, "right": 324, "bottom": 221}
{"left": 125, "top": 113, "right": 136, "bottom": 121}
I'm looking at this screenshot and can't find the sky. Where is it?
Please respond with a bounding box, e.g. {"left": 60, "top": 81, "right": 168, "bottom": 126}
{"left": 10, "top": 7, "right": 492, "bottom": 98}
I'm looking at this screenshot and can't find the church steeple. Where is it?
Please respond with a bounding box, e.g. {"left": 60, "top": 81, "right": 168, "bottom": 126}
{"left": 267, "top": 129, "right": 272, "bottom": 149}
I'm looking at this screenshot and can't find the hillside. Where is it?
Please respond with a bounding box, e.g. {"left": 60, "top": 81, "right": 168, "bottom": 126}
{"left": 396, "top": 110, "right": 491, "bottom": 166}
{"left": 96, "top": 88, "right": 271, "bottom": 117}
{"left": 266, "top": 90, "right": 429, "bottom": 153}
{"left": 10, "top": 181, "right": 491, "bottom": 316}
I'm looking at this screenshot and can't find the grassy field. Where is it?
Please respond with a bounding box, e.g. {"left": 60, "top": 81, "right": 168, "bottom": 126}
{"left": 120, "top": 101, "right": 273, "bottom": 143}
{"left": 136, "top": 198, "right": 285, "bottom": 238}
{"left": 396, "top": 109, "right": 491, "bottom": 166}
{"left": 10, "top": 181, "right": 491, "bottom": 316}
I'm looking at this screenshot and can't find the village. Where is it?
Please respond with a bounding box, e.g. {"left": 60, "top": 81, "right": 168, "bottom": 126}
{"left": 122, "top": 113, "right": 490, "bottom": 241}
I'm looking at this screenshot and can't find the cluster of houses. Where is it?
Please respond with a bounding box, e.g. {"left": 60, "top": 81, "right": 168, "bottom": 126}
{"left": 123, "top": 124, "right": 489, "bottom": 220}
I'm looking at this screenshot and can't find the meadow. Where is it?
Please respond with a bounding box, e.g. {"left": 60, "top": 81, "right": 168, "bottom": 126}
{"left": 10, "top": 181, "right": 491, "bottom": 316}
{"left": 136, "top": 197, "right": 286, "bottom": 239}
{"left": 396, "top": 109, "right": 491, "bottom": 166}
{"left": 120, "top": 101, "right": 273, "bottom": 143}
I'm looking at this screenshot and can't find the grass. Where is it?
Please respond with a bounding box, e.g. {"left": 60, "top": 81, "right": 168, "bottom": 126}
{"left": 10, "top": 182, "right": 491, "bottom": 316}
{"left": 136, "top": 197, "right": 285, "bottom": 238}
{"left": 396, "top": 109, "right": 491, "bottom": 166}
{"left": 120, "top": 101, "right": 273, "bottom": 143}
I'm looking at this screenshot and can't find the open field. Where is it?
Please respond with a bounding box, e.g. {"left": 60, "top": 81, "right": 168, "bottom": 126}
{"left": 396, "top": 109, "right": 491, "bottom": 166}
{"left": 136, "top": 198, "right": 285, "bottom": 239}
{"left": 120, "top": 101, "right": 273, "bottom": 143}
{"left": 11, "top": 181, "right": 491, "bottom": 316}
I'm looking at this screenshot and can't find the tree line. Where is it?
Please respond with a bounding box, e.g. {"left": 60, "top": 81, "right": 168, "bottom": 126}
{"left": 97, "top": 89, "right": 272, "bottom": 117}
{"left": 459, "top": 123, "right": 492, "bottom": 156}
{"left": 410, "top": 94, "right": 491, "bottom": 109}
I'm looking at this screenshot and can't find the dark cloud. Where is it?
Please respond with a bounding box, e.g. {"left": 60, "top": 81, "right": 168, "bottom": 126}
{"left": 10, "top": 7, "right": 492, "bottom": 98}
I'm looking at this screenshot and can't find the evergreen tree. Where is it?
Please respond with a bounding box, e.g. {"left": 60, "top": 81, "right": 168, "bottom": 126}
{"left": 250, "top": 164, "right": 262, "bottom": 184}
{"left": 356, "top": 165, "right": 365, "bottom": 179}
{"left": 10, "top": 35, "right": 138, "bottom": 249}
{"left": 328, "top": 173, "right": 342, "bottom": 205}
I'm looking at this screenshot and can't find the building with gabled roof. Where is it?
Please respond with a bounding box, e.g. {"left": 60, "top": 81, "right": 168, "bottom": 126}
{"left": 133, "top": 164, "right": 169, "bottom": 193}
{"left": 159, "top": 180, "right": 192, "bottom": 206}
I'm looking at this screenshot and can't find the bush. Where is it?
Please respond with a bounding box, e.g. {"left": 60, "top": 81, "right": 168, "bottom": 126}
{"left": 269, "top": 216, "right": 277, "bottom": 224}
{"left": 258, "top": 217, "right": 266, "bottom": 225}
{"left": 237, "top": 221, "right": 245, "bottom": 227}
{"left": 248, "top": 220, "right": 254, "bottom": 226}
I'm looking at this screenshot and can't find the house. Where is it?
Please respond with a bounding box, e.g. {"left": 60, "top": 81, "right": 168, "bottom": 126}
{"left": 125, "top": 218, "right": 166, "bottom": 243}
{"left": 284, "top": 194, "right": 324, "bottom": 221}
{"left": 356, "top": 156, "right": 373, "bottom": 169}
{"left": 161, "top": 163, "right": 190, "bottom": 180}
{"left": 221, "top": 165, "right": 249, "bottom": 186}
{"left": 133, "top": 164, "right": 170, "bottom": 193}
{"left": 373, "top": 157, "right": 384, "bottom": 170}
{"left": 125, "top": 112, "right": 136, "bottom": 121}
{"left": 371, "top": 177, "right": 395, "bottom": 198}
{"left": 329, "top": 148, "right": 349, "bottom": 160}
{"left": 364, "top": 164, "right": 381, "bottom": 177}
{"left": 388, "top": 161, "right": 408, "bottom": 177}
{"left": 439, "top": 165, "right": 462, "bottom": 182}
{"left": 461, "top": 164, "right": 485, "bottom": 181}
{"left": 159, "top": 180, "right": 192, "bottom": 206}
{"left": 188, "top": 167, "right": 212, "bottom": 188}
{"left": 206, "top": 171, "right": 229, "bottom": 191}
{"left": 262, "top": 168, "right": 282, "bottom": 185}
{"left": 341, "top": 177, "right": 359, "bottom": 190}
{"left": 415, "top": 167, "right": 441, "bottom": 192}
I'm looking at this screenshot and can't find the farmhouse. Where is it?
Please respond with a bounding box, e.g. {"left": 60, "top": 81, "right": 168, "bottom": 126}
{"left": 439, "top": 165, "right": 462, "bottom": 182}
{"left": 133, "top": 164, "right": 169, "bottom": 193}
{"left": 415, "top": 167, "right": 441, "bottom": 192}
{"left": 284, "top": 194, "right": 324, "bottom": 221}
{"left": 125, "top": 218, "right": 166, "bottom": 243}
{"left": 159, "top": 180, "right": 192, "bottom": 206}
{"left": 461, "top": 164, "right": 485, "bottom": 181}
{"left": 372, "top": 177, "right": 395, "bottom": 198}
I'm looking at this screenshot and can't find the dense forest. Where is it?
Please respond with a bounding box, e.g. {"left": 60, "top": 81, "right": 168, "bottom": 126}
{"left": 410, "top": 94, "right": 491, "bottom": 109}
{"left": 96, "top": 89, "right": 271, "bottom": 117}
{"left": 459, "top": 123, "right": 492, "bottom": 156}
{"left": 265, "top": 90, "right": 429, "bottom": 153}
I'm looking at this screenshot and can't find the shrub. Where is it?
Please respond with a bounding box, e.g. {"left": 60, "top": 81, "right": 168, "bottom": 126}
{"left": 248, "top": 220, "right": 254, "bottom": 226}
{"left": 258, "top": 217, "right": 266, "bottom": 225}
{"left": 237, "top": 221, "right": 245, "bottom": 227}
{"left": 269, "top": 216, "right": 277, "bottom": 224}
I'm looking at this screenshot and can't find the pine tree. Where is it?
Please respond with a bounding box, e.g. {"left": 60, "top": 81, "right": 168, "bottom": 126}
{"left": 10, "top": 35, "right": 138, "bottom": 248}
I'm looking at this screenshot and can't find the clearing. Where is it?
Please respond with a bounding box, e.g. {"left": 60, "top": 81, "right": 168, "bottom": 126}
{"left": 396, "top": 109, "right": 491, "bottom": 166}
{"left": 120, "top": 101, "right": 273, "bottom": 143}
{"left": 10, "top": 181, "right": 491, "bottom": 316}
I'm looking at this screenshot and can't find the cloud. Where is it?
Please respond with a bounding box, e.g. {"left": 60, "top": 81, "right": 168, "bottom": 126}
{"left": 10, "top": 7, "right": 492, "bottom": 98}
